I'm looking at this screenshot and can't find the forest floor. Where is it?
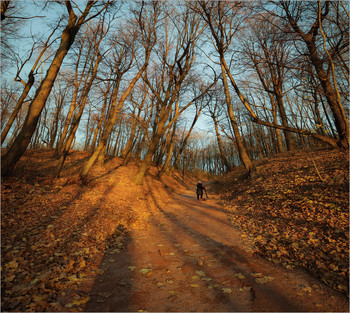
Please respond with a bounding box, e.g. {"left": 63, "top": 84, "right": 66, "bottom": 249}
{"left": 1, "top": 148, "right": 349, "bottom": 312}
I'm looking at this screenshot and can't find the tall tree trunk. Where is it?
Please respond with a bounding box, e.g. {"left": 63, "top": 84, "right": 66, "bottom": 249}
{"left": 270, "top": 101, "right": 284, "bottom": 153}
{"left": 90, "top": 90, "right": 110, "bottom": 154}
{"left": 220, "top": 60, "right": 255, "bottom": 177}
{"left": 135, "top": 104, "right": 154, "bottom": 164}
{"left": 53, "top": 51, "right": 102, "bottom": 178}
{"left": 54, "top": 89, "right": 78, "bottom": 158}
{"left": 132, "top": 105, "right": 170, "bottom": 185}
{"left": 252, "top": 122, "right": 263, "bottom": 160}
{"left": 157, "top": 104, "right": 179, "bottom": 179}
{"left": 283, "top": 1, "right": 349, "bottom": 148}
{"left": 121, "top": 110, "right": 138, "bottom": 159}
{"left": 2, "top": 8, "right": 81, "bottom": 176}
{"left": 274, "top": 87, "right": 295, "bottom": 151}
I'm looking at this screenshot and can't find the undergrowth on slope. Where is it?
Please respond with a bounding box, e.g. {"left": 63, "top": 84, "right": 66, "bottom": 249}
{"left": 213, "top": 148, "right": 349, "bottom": 295}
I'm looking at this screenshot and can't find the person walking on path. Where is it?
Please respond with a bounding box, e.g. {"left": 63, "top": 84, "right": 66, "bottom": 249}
{"left": 196, "top": 180, "right": 206, "bottom": 200}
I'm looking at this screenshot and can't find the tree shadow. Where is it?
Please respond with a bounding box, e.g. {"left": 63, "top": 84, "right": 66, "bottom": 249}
{"left": 142, "top": 179, "right": 303, "bottom": 312}
{"left": 84, "top": 232, "right": 133, "bottom": 312}
{"left": 1, "top": 169, "right": 127, "bottom": 311}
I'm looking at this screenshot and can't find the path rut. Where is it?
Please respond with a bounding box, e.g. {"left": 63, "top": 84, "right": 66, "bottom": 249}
{"left": 83, "top": 182, "right": 349, "bottom": 312}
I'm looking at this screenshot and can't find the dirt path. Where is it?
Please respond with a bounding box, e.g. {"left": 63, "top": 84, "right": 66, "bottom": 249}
{"left": 82, "top": 182, "right": 348, "bottom": 312}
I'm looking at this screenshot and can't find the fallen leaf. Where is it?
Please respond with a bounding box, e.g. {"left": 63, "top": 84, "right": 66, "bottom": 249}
{"left": 234, "top": 273, "right": 245, "bottom": 279}
{"left": 5, "top": 260, "right": 18, "bottom": 270}
{"left": 201, "top": 277, "right": 212, "bottom": 281}
{"left": 195, "top": 270, "right": 206, "bottom": 277}
{"left": 239, "top": 286, "right": 252, "bottom": 291}
{"left": 255, "top": 276, "right": 274, "bottom": 284}
{"left": 4, "top": 274, "right": 15, "bottom": 282}
{"left": 222, "top": 287, "right": 232, "bottom": 293}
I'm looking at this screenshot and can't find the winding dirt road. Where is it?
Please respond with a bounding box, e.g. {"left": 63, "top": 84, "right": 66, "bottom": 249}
{"left": 83, "top": 182, "right": 348, "bottom": 312}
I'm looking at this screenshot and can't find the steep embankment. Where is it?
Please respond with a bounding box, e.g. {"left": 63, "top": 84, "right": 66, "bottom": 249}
{"left": 213, "top": 148, "right": 349, "bottom": 295}
{"left": 1, "top": 150, "right": 186, "bottom": 312}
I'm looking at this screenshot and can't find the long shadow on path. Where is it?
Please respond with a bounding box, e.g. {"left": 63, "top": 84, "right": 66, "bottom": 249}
{"left": 81, "top": 181, "right": 349, "bottom": 312}
{"left": 84, "top": 233, "right": 133, "bottom": 312}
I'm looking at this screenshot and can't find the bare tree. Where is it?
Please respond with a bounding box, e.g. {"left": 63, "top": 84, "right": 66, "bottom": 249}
{"left": 53, "top": 20, "right": 106, "bottom": 178}
{"left": 1, "top": 13, "right": 61, "bottom": 145}
{"left": 195, "top": 1, "right": 256, "bottom": 176}
{"left": 2, "top": 1, "right": 113, "bottom": 176}
{"left": 240, "top": 16, "right": 296, "bottom": 151}
{"left": 278, "top": 0, "right": 349, "bottom": 148}
{"left": 205, "top": 91, "right": 232, "bottom": 171}
{"left": 80, "top": 1, "right": 160, "bottom": 181}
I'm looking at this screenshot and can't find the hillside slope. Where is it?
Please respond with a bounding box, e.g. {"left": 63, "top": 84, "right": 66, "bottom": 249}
{"left": 1, "top": 150, "right": 187, "bottom": 311}
{"left": 212, "top": 148, "right": 349, "bottom": 295}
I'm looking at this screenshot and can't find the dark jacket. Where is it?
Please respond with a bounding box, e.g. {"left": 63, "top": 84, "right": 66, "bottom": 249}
{"left": 196, "top": 183, "right": 205, "bottom": 195}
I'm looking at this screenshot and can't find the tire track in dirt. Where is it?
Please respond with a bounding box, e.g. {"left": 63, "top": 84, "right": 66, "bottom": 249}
{"left": 84, "top": 181, "right": 349, "bottom": 312}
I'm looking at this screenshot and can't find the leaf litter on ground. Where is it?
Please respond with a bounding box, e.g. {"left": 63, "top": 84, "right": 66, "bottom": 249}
{"left": 214, "top": 149, "right": 349, "bottom": 294}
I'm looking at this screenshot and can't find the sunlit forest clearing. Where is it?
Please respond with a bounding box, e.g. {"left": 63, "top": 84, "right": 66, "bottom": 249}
{"left": 1, "top": 0, "right": 349, "bottom": 312}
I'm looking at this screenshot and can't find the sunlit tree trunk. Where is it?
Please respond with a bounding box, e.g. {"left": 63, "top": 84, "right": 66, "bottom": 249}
{"left": 1, "top": 1, "right": 109, "bottom": 176}
{"left": 89, "top": 83, "right": 111, "bottom": 154}
{"left": 53, "top": 46, "right": 103, "bottom": 177}
{"left": 121, "top": 109, "right": 138, "bottom": 159}
{"left": 157, "top": 102, "right": 179, "bottom": 179}
{"left": 133, "top": 105, "right": 170, "bottom": 184}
